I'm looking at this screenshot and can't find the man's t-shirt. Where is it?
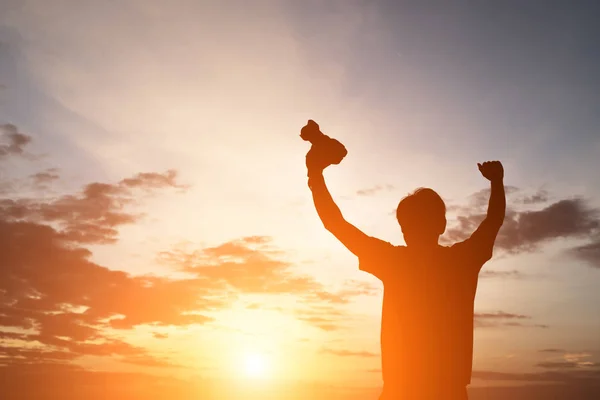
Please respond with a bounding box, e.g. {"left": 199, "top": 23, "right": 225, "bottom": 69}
{"left": 358, "top": 237, "right": 493, "bottom": 392}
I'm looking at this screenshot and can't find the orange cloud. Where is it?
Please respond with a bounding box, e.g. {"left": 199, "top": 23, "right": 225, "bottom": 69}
{"left": 320, "top": 348, "right": 379, "bottom": 358}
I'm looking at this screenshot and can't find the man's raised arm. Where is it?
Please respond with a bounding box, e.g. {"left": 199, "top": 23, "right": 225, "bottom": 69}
{"left": 307, "top": 171, "right": 374, "bottom": 257}
{"left": 465, "top": 161, "right": 506, "bottom": 262}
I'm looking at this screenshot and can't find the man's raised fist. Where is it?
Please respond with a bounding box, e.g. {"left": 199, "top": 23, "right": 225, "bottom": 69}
{"left": 477, "top": 161, "right": 504, "bottom": 182}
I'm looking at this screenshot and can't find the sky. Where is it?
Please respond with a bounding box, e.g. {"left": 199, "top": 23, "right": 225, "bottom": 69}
{"left": 1, "top": 0, "right": 600, "bottom": 399}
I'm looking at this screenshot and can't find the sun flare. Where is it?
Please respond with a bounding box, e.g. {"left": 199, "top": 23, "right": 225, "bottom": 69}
{"left": 243, "top": 352, "right": 270, "bottom": 379}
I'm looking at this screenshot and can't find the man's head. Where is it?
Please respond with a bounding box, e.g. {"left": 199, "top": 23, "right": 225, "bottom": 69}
{"left": 396, "top": 188, "right": 446, "bottom": 247}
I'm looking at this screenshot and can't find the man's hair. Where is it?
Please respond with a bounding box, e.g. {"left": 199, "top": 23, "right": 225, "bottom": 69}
{"left": 396, "top": 188, "right": 446, "bottom": 234}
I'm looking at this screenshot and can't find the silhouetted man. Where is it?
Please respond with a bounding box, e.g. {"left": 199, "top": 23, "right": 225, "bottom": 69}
{"left": 306, "top": 135, "right": 506, "bottom": 399}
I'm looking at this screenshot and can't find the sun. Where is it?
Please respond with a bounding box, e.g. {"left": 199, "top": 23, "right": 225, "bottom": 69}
{"left": 242, "top": 352, "right": 270, "bottom": 379}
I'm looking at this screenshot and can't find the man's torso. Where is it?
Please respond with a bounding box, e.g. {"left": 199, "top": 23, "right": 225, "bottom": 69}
{"left": 379, "top": 245, "right": 480, "bottom": 391}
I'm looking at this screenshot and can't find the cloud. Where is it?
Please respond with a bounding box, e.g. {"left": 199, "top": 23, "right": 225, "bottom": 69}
{"left": 474, "top": 311, "right": 547, "bottom": 328}
{"left": 0, "top": 220, "right": 218, "bottom": 331}
{"left": 465, "top": 187, "right": 550, "bottom": 208}
{"left": 472, "top": 368, "right": 600, "bottom": 384}
{"left": 0, "top": 169, "right": 187, "bottom": 244}
{"left": 152, "top": 332, "right": 169, "bottom": 339}
{"left": 537, "top": 361, "right": 599, "bottom": 369}
{"left": 0, "top": 123, "right": 32, "bottom": 159}
{"left": 293, "top": 305, "right": 349, "bottom": 332}
{"left": 479, "top": 269, "right": 523, "bottom": 279}
{"left": 29, "top": 168, "right": 60, "bottom": 187}
{"left": 475, "top": 311, "right": 530, "bottom": 320}
{"left": 444, "top": 191, "right": 600, "bottom": 267}
{"left": 158, "top": 239, "right": 375, "bottom": 331}
{"left": 474, "top": 352, "right": 600, "bottom": 394}
{"left": 519, "top": 190, "right": 550, "bottom": 205}
{"left": 570, "top": 239, "right": 600, "bottom": 268}
{"left": 447, "top": 198, "right": 599, "bottom": 251}
{"left": 0, "top": 141, "right": 218, "bottom": 370}
{"left": 0, "top": 131, "right": 367, "bottom": 375}
{"left": 159, "top": 236, "right": 321, "bottom": 295}
{"left": 120, "top": 354, "right": 182, "bottom": 368}
{"left": 465, "top": 186, "right": 520, "bottom": 211}
{"left": 356, "top": 184, "right": 395, "bottom": 197}
{"left": 320, "top": 348, "right": 378, "bottom": 358}
{"left": 119, "top": 170, "right": 189, "bottom": 191}
{"left": 1, "top": 177, "right": 362, "bottom": 372}
{"left": 469, "top": 384, "right": 600, "bottom": 400}
{"left": 305, "top": 280, "right": 379, "bottom": 305}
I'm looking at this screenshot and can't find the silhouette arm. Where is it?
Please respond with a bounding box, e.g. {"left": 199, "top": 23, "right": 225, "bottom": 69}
{"left": 466, "top": 179, "right": 506, "bottom": 264}
{"left": 308, "top": 172, "right": 396, "bottom": 278}
{"left": 308, "top": 172, "right": 373, "bottom": 256}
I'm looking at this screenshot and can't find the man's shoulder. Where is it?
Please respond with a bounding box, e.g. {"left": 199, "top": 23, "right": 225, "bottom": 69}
{"left": 378, "top": 243, "right": 406, "bottom": 257}
{"left": 445, "top": 238, "right": 492, "bottom": 267}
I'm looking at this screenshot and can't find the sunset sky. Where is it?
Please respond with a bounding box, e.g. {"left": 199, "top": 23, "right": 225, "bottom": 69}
{"left": 1, "top": 1, "right": 600, "bottom": 399}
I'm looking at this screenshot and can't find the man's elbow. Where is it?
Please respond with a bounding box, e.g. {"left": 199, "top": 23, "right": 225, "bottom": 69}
{"left": 322, "top": 218, "right": 344, "bottom": 233}
{"left": 321, "top": 215, "right": 351, "bottom": 236}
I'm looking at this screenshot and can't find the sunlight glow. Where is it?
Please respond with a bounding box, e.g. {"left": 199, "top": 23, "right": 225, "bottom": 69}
{"left": 243, "top": 352, "right": 270, "bottom": 379}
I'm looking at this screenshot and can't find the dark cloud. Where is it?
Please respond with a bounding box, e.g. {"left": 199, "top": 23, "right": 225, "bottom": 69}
{"left": 29, "top": 168, "right": 60, "bottom": 187}
{"left": 466, "top": 186, "right": 520, "bottom": 210}
{"left": 519, "top": 190, "right": 550, "bottom": 205}
{"left": 444, "top": 194, "right": 600, "bottom": 266}
{"left": 475, "top": 311, "right": 530, "bottom": 319}
{"left": 536, "top": 361, "right": 599, "bottom": 369}
{"left": 570, "top": 239, "right": 600, "bottom": 268}
{"left": 536, "top": 352, "right": 599, "bottom": 370}
{"left": 479, "top": 269, "right": 523, "bottom": 279}
{"left": 448, "top": 198, "right": 599, "bottom": 251}
{"left": 356, "top": 184, "right": 395, "bottom": 196}
{"left": 474, "top": 311, "right": 547, "bottom": 329}
{"left": 0, "top": 123, "right": 32, "bottom": 158}
{"left": 463, "top": 187, "right": 550, "bottom": 208}
{"left": 501, "top": 199, "right": 600, "bottom": 248}
{"left": 472, "top": 368, "right": 600, "bottom": 384}
{"left": 540, "top": 348, "right": 566, "bottom": 353}
{"left": 468, "top": 384, "right": 600, "bottom": 400}
{"left": 320, "top": 348, "right": 378, "bottom": 358}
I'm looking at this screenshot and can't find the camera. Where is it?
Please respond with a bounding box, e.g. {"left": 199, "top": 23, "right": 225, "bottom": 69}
{"left": 301, "top": 120, "right": 348, "bottom": 173}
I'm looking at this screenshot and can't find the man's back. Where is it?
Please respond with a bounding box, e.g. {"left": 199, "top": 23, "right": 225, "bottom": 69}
{"left": 362, "top": 242, "right": 488, "bottom": 398}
